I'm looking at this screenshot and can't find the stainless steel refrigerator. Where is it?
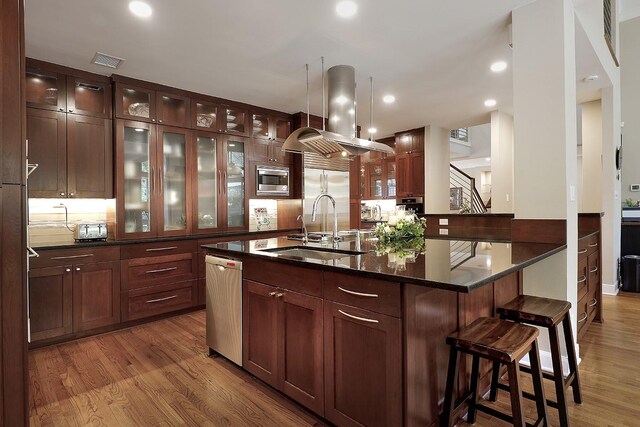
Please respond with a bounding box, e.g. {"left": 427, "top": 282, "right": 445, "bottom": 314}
{"left": 303, "top": 154, "right": 350, "bottom": 233}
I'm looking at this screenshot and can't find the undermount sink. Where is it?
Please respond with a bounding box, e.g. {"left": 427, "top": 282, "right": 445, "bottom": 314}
{"left": 259, "top": 246, "right": 364, "bottom": 261}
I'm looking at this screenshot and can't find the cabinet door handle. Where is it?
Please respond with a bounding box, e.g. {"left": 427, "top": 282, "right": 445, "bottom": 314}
{"left": 146, "top": 295, "right": 177, "bottom": 304}
{"left": 269, "top": 291, "right": 277, "bottom": 296}
{"left": 589, "top": 267, "right": 598, "bottom": 273}
{"left": 75, "top": 267, "right": 81, "bottom": 271}
{"left": 145, "top": 266, "right": 178, "bottom": 274}
{"left": 589, "top": 298, "right": 598, "bottom": 307}
{"left": 577, "top": 276, "right": 587, "bottom": 284}
{"left": 338, "top": 309, "right": 379, "bottom": 324}
{"left": 588, "top": 243, "right": 598, "bottom": 247}
{"left": 338, "top": 286, "right": 378, "bottom": 298}
{"left": 50, "top": 254, "right": 94, "bottom": 260}
{"left": 578, "top": 249, "right": 588, "bottom": 254}
{"left": 223, "top": 171, "right": 227, "bottom": 194}
{"left": 27, "top": 246, "right": 40, "bottom": 258}
{"left": 275, "top": 292, "right": 284, "bottom": 298}
{"left": 145, "top": 246, "right": 178, "bottom": 252}
{"left": 577, "top": 312, "right": 588, "bottom": 323}
{"left": 150, "top": 167, "right": 155, "bottom": 193}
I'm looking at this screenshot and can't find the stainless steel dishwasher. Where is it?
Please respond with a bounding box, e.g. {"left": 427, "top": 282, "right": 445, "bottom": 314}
{"left": 205, "top": 255, "right": 243, "bottom": 366}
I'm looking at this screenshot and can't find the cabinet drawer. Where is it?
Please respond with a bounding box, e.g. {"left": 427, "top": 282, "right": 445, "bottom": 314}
{"left": 578, "top": 234, "right": 598, "bottom": 259}
{"left": 577, "top": 258, "right": 588, "bottom": 301}
{"left": 576, "top": 299, "right": 589, "bottom": 338}
{"left": 587, "top": 252, "right": 600, "bottom": 294}
{"left": 585, "top": 234, "right": 599, "bottom": 255}
{"left": 121, "top": 240, "right": 197, "bottom": 259}
{"left": 31, "top": 246, "right": 120, "bottom": 269}
{"left": 244, "top": 257, "right": 322, "bottom": 297}
{"left": 323, "top": 271, "right": 401, "bottom": 317}
{"left": 586, "top": 292, "right": 598, "bottom": 319}
{"left": 122, "top": 253, "right": 197, "bottom": 290}
{"left": 122, "top": 281, "right": 195, "bottom": 321}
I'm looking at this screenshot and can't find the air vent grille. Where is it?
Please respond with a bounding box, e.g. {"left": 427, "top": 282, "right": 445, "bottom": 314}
{"left": 91, "top": 52, "right": 125, "bottom": 69}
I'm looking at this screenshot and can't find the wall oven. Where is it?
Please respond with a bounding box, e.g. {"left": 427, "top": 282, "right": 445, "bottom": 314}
{"left": 256, "top": 165, "right": 290, "bottom": 196}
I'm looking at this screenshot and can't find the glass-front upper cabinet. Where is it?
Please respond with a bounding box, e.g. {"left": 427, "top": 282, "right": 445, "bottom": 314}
{"left": 159, "top": 127, "right": 189, "bottom": 234}
{"left": 119, "top": 121, "right": 157, "bottom": 238}
{"left": 26, "top": 68, "right": 66, "bottom": 112}
{"left": 192, "top": 99, "right": 218, "bottom": 131}
{"left": 193, "top": 134, "right": 218, "bottom": 231}
{"left": 223, "top": 107, "right": 248, "bottom": 135}
{"left": 115, "top": 83, "right": 156, "bottom": 122}
{"left": 274, "top": 117, "right": 292, "bottom": 141}
{"left": 386, "top": 158, "right": 396, "bottom": 198}
{"left": 368, "top": 161, "right": 384, "bottom": 199}
{"left": 66, "top": 76, "right": 111, "bottom": 118}
{"left": 157, "top": 92, "right": 189, "bottom": 127}
{"left": 252, "top": 114, "right": 270, "bottom": 139}
{"left": 225, "top": 139, "right": 245, "bottom": 228}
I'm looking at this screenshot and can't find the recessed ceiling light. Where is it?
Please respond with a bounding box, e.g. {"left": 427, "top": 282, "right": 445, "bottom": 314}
{"left": 490, "top": 61, "right": 508, "bottom": 72}
{"left": 484, "top": 99, "right": 497, "bottom": 107}
{"left": 485, "top": 157, "right": 491, "bottom": 162}
{"left": 368, "top": 127, "right": 377, "bottom": 134}
{"left": 129, "top": 1, "right": 152, "bottom": 18}
{"left": 336, "top": 1, "right": 358, "bottom": 18}
{"left": 383, "top": 95, "right": 395, "bottom": 104}
{"left": 583, "top": 74, "right": 599, "bottom": 81}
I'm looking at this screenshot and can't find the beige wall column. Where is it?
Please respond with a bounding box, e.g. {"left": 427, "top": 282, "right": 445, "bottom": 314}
{"left": 424, "top": 125, "right": 451, "bottom": 214}
{"left": 512, "top": 0, "right": 578, "bottom": 342}
{"left": 490, "top": 111, "right": 514, "bottom": 213}
{"left": 580, "top": 100, "right": 603, "bottom": 212}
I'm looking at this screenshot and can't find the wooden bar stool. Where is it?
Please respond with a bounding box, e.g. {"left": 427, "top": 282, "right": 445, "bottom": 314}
{"left": 441, "top": 317, "right": 549, "bottom": 427}
{"left": 490, "top": 295, "right": 582, "bottom": 427}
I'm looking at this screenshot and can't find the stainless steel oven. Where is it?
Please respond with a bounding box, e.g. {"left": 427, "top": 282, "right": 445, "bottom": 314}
{"left": 256, "top": 165, "right": 290, "bottom": 196}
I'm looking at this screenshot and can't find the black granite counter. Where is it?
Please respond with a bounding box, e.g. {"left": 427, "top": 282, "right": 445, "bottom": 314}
{"left": 32, "top": 228, "right": 299, "bottom": 250}
{"left": 203, "top": 235, "right": 566, "bottom": 293}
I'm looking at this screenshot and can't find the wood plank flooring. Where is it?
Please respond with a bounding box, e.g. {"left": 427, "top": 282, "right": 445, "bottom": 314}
{"left": 29, "top": 293, "right": 640, "bottom": 426}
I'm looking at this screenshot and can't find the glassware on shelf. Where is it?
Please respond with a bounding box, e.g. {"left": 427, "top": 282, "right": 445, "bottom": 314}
{"left": 162, "top": 131, "right": 187, "bottom": 232}
{"left": 196, "top": 136, "right": 218, "bottom": 229}
{"left": 123, "top": 126, "right": 152, "bottom": 234}
{"left": 226, "top": 141, "right": 245, "bottom": 228}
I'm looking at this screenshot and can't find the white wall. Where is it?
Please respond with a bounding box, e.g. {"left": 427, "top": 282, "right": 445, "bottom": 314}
{"left": 490, "top": 111, "right": 514, "bottom": 213}
{"left": 580, "top": 100, "right": 603, "bottom": 212}
{"left": 425, "top": 125, "right": 451, "bottom": 214}
{"left": 621, "top": 17, "right": 640, "bottom": 201}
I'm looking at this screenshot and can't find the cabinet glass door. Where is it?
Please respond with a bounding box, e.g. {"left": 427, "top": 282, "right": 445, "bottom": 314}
{"left": 161, "top": 130, "right": 188, "bottom": 232}
{"left": 193, "top": 100, "right": 218, "bottom": 131}
{"left": 252, "top": 114, "right": 269, "bottom": 139}
{"left": 122, "top": 125, "right": 153, "bottom": 234}
{"left": 26, "top": 69, "right": 66, "bottom": 111}
{"left": 386, "top": 160, "right": 396, "bottom": 198}
{"left": 225, "top": 140, "right": 245, "bottom": 228}
{"left": 275, "top": 118, "right": 292, "bottom": 141}
{"left": 158, "top": 93, "right": 189, "bottom": 126}
{"left": 68, "top": 77, "right": 109, "bottom": 117}
{"left": 120, "top": 86, "right": 153, "bottom": 120}
{"left": 195, "top": 136, "right": 218, "bottom": 229}
{"left": 369, "top": 162, "right": 384, "bottom": 198}
{"left": 224, "top": 107, "right": 247, "bottom": 134}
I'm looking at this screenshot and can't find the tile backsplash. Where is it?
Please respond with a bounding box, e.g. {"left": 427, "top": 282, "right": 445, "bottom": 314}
{"left": 248, "top": 199, "right": 278, "bottom": 232}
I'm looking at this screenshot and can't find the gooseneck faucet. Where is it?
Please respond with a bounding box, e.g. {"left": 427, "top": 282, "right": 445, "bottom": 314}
{"left": 296, "top": 214, "right": 308, "bottom": 244}
{"left": 311, "top": 193, "right": 339, "bottom": 242}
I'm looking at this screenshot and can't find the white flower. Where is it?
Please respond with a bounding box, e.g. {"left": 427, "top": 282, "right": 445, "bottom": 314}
{"left": 405, "top": 215, "right": 414, "bottom": 223}
{"left": 384, "top": 225, "right": 391, "bottom": 233}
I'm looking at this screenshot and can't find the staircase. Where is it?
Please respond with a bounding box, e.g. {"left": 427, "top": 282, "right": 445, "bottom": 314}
{"left": 450, "top": 240, "right": 478, "bottom": 270}
{"left": 449, "top": 164, "right": 487, "bottom": 214}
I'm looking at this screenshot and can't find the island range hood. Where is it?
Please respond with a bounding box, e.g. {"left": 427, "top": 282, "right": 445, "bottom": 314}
{"left": 283, "top": 65, "right": 395, "bottom": 159}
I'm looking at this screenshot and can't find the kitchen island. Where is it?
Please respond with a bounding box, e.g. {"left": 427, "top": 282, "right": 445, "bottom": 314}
{"left": 203, "top": 235, "right": 565, "bottom": 427}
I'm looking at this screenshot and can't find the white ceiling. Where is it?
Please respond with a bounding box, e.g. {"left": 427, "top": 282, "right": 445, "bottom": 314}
{"left": 24, "top": 0, "right": 610, "bottom": 139}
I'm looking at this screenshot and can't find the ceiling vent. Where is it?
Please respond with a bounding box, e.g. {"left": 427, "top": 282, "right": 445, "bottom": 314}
{"left": 91, "top": 52, "right": 125, "bottom": 69}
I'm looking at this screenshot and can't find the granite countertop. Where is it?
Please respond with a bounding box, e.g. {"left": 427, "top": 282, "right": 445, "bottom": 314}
{"left": 32, "top": 228, "right": 299, "bottom": 251}
{"left": 203, "top": 235, "right": 566, "bottom": 293}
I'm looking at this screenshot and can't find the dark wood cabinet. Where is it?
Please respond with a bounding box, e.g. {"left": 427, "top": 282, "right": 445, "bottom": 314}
{"left": 243, "top": 280, "right": 279, "bottom": 388}
{"left": 251, "top": 112, "right": 292, "bottom": 142}
{"left": 156, "top": 91, "right": 190, "bottom": 127}
{"left": 72, "top": 261, "right": 121, "bottom": 331}
{"left": 66, "top": 75, "right": 112, "bottom": 118}
{"left": 26, "top": 66, "right": 66, "bottom": 112}
{"left": 396, "top": 152, "right": 424, "bottom": 197}
{"left": 26, "top": 108, "right": 67, "bottom": 197}
{"left": 250, "top": 139, "right": 290, "bottom": 165}
{"left": 191, "top": 98, "right": 219, "bottom": 132}
{"left": 221, "top": 105, "right": 249, "bottom": 136}
{"left": 395, "top": 128, "right": 424, "bottom": 155}
{"left": 115, "top": 83, "right": 157, "bottom": 123}
{"left": 66, "top": 114, "right": 113, "bottom": 198}
{"left": 324, "top": 301, "right": 402, "bottom": 427}
{"left": 577, "top": 229, "right": 602, "bottom": 342}
{"left": 29, "top": 266, "right": 73, "bottom": 341}
{"left": 242, "top": 279, "right": 324, "bottom": 415}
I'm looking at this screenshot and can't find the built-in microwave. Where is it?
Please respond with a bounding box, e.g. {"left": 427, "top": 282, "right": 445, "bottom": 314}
{"left": 256, "top": 165, "right": 290, "bottom": 196}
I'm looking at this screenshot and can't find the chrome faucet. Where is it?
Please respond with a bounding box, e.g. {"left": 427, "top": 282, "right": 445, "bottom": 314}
{"left": 296, "top": 214, "right": 308, "bottom": 244}
{"left": 311, "top": 193, "right": 340, "bottom": 243}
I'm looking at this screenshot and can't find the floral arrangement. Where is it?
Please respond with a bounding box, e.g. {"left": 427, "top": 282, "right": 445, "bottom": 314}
{"left": 372, "top": 211, "right": 426, "bottom": 259}
{"left": 459, "top": 197, "right": 472, "bottom": 214}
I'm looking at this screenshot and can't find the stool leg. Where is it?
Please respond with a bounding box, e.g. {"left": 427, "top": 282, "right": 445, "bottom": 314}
{"left": 529, "top": 340, "right": 550, "bottom": 427}
{"left": 441, "top": 347, "right": 459, "bottom": 427}
{"left": 506, "top": 362, "right": 526, "bottom": 427}
{"left": 467, "top": 355, "right": 481, "bottom": 424}
{"left": 562, "top": 314, "right": 583, "bottom": 404}
{"left": 489, "top": 361, "right": 501, "bottom": 402}
{"left": 549, "top": 323, "right": 570, "bottom": 427}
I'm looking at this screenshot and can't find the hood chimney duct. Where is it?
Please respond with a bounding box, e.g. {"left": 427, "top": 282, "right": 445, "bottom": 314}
{"left": 327, "top": 65, "right": 356, "bottom": 138}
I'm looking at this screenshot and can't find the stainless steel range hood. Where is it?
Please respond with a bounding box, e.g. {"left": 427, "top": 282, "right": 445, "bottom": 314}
{"left": 283, "top": 65, "right": 395, "bottom": 159}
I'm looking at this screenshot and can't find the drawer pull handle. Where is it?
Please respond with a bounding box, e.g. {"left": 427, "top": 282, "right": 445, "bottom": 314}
{"left": 577, "top": 276, "right": 587, "bottom": 284}
{"left": 589, "top": 298, "right": 597, "bottom": 307}
{"left": 50, "top": 254, "right": 94, "bottom": 260}
{"left": 27, "top": 246, "right": 40, "bottom": 258}
{"left": 338, "top": 286, "right": 378, "bottom": 298}
{"left": 146, "top": 295, "right": 178, "bottom": 304}
{"left": 269, "top": 291, "right": 277, "bottom": 296}
{"left": 578, "top": 249, "right": 587, "bottom": 254}
{"left": 589, "top": 267, "right": 598, "bottom": 273}
{"left": 577, "top": 312, "right": 588, "bottom": 323}
{"left": 145, "top": 267, "right": 178, "bottom": 274}
{"left": 145, "top": 246, "right": 178, "bottom": 252}
{"left": 338, "top": 309, "right": 379, "bottom": 324}
{"left": 588, "top": 243, "right": 598, "bottom": 247}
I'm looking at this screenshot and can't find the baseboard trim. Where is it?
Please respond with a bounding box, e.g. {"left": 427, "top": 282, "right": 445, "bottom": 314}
{"left": 603, "top": 282, "right": 619, "bottom": 295}
{"left": 519, "top": 349, "right": 575, "bottom": 376}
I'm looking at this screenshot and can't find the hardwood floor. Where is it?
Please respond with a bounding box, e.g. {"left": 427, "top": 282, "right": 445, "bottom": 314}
{"left": 29, "top": 293, "right": 640, "bottom": 426}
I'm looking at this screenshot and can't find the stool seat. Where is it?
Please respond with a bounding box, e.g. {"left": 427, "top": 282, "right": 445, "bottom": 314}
{"left": 497, "top": 294, "right": 571, "bottom": 326}
{"left": 446, "top": 317, "right": 539, "bottom": 363}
